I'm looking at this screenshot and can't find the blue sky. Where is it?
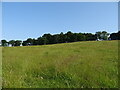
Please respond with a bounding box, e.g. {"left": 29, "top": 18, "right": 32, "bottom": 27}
{"left": 2, "top": 2, "right": 118, "bottom": 41}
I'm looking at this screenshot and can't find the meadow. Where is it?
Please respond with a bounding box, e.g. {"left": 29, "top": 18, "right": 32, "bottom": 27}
{"left": 2, "top": 40, "right": 118, "bottom": 88}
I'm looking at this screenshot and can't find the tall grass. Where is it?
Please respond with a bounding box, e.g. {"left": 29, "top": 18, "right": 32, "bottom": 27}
{"left": 2, "top": 40, "right": 118, "bottom": 88}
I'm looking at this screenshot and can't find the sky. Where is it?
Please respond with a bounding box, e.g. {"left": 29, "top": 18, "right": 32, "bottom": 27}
{"left": 2, "top": 2, "right": 118, "bottom": 41}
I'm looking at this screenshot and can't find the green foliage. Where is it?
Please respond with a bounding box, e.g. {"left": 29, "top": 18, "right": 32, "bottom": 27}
{"left": 37, "top": 37, "right": 48, "bottom": 45}
{"left": 110, "top": 31, "right": 120, "bottom": 40}
{"left": 8, "top": 40, "right": 15, "bottom": 46}
{"left": 1, "top": 40, "right": 8, "bottom": 46}
{"left": 26, "top": 38, "right": 34, "bottom": 45}
{"left": 42, "top": 33, "right": 52, "bottom": 44}
{"left": 2, "top": 40, "right": 118, "bottom": 88}
{"left": 1, "top": 31, "right": 119, "bottom": 47}
{"left": 96, "top": 31, "right": 109, "bottom": 40}
{"left": 14, "top": 40, "right": 22, "bottom": 46}
{"left": 22, "top": 41, "right": 28, "bottom": 46}
{"left": 6, "top": 31, "right": 97, "bottom": 46}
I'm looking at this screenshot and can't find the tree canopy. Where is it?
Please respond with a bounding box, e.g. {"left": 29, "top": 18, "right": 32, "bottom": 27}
{"left": 0, "top": 31, "right": 119, "bottom": 47}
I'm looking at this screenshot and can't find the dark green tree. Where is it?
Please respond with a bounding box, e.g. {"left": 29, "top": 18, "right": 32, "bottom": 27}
{"left": 96, "top": 31, "right": 109, "bottom": 40}
{"left": 58, "top": 32, "right": 66, "bottom": 43}
{"left": 65, "top": 31, "right": 74, "bottom": 42}
{"left": 77, "top": 33, "right": 86, "bottom": 41}
{"left": 1, "top": 40, "right": 8, "bottom": 46}
{"left": 22, "top": 41, "right": 28, "bottom": 46}
{"left": 32, "top": 39, "right": 38, "bottom": 45}
{"left": 96, "top": 31, "right": 102, "bottom": 39}
{"left": 37, "top": 37, "right": 48, "bottom": 45}
{"left": 14, "top": 40, "right": 22, "bottom": 46}
{"left": 84, "top": 33, "right": 96, "bottom": 41}
{"left": 52, "top": 34, "right": 59, "bottom": 44}
{"left": 8, "top": 40, "right": 15, "bottom": 46}
{"left": 101, "top": 31, "right": 109, "bottom": 40}
{"left": 26, "top": 38, "right": 33, "bottom": 45}
{"left": 42, "top": 34, "right": 52, "bottom": 44}
{"left": 110, "top": 31, "right": 119, "bottom": 40}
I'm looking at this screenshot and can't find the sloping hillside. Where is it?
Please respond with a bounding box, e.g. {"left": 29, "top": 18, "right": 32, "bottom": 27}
{"left": 2, "top": 40, "right": 118, "bottom": 88}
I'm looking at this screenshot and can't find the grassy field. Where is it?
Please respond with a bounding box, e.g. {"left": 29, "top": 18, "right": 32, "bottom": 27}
{"left": 2, "top": 40, "right": 118, "bottom": 88}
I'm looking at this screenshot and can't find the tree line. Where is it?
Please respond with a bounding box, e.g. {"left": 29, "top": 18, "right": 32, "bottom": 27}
{"left": 0, "top": 31, "right": 120, "bottom": 47}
